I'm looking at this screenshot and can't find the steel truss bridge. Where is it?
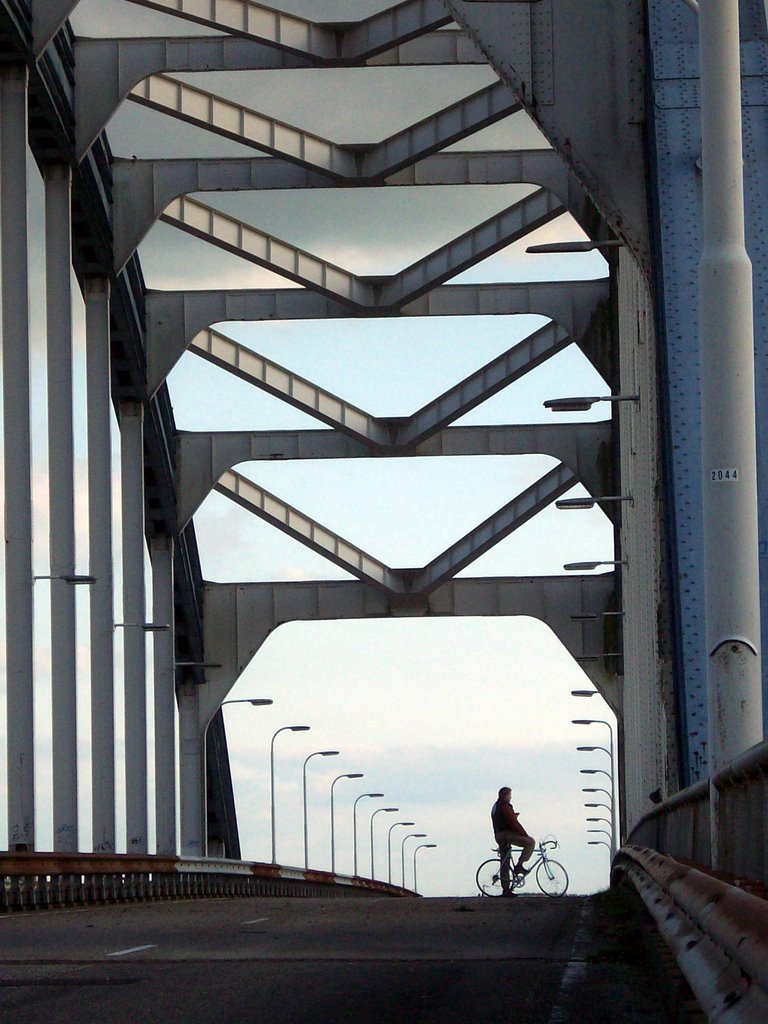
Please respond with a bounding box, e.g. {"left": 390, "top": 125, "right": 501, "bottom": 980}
{"left": 1, "top": 2, "right": 768, "bottom": 1011}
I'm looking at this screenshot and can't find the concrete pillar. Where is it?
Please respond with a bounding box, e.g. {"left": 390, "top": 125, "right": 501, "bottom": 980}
{"left": 86, "top": 276, "right": 115, "bottom": 852}
{"left": 178, "top": 683, "right": 205, "bottom": 856}
{"left": 45, "top": 162, "right": 79, "bottom": 852}
{"left": 151, "top": 534, "right": 176, "bottom": 855}
{"left": 2, "top": 64, "right": 35, "bottom": 851}
{"left": 120, "top": 400, "right": 148, "bottom": 853}
{"left": 698, "top": 0, "right": 764, "bottom": 865}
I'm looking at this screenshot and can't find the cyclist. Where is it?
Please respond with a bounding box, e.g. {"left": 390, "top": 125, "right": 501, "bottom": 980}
{"left": 491, "top": 786, "right": 536, "bottom": 896}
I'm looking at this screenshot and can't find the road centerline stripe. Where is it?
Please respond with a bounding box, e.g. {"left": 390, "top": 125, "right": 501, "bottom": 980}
{"left": 106, "top": 944, "right": 157, "bottom": 957}
{"left": 243, "top": 918, "right": 269, "bottom": 924}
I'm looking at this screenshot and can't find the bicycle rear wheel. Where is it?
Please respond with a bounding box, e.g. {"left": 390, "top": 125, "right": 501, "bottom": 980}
{"left": 536, "top": 858, "right": 568, "bottom": 897}
{"left": 476, "top": 858, "right": 505, "bottom": 896}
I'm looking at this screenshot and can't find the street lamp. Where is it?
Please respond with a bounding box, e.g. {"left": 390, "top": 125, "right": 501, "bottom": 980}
{"left": 543, "top": 393, "right": 639, "bottom": 412}
{"left": 330, "top": 772, "right": 363, "bottom": 874}
{"left": 387, "top": 821, "right": 415, "bottom": 884}
{"left": 586, "top": 816, "right": 612, "bottom": 827}
{"left": 370, "top": 807, "right": 398, "bottom": 880}
{"left": 556, "top": 495, "right": 633, "bottom": 511}
{"left": 412, "top": 843, "right": 437, "bottom": 894}
{"left": 270, "top": 725, "right": 310, "bottom": 864}
{"left": 401, "top": 833, "right": 427, "bottom": 890}
{"left": 353, "top": 793, "right": 384, "bottom": 876}
{"left": 222, "top": 698, "right": 273, "bottom": 707}
{"left": 589, "top": 839, "right": 611, "bottom": 850}
{"left": 563, "top": 561, "right": 627, "bottom": 572}
{"left": 588, "top": 828, "right": 612, "bottom": 841}
{"left": 573, "top": 717, "right": 617, "bottom": 857}
{"left": 526, "top": 239, "right": 624, "bottom": 254}
{"left": 34, "top": 573, "right": 96, "bottom": 584}
{"left": 302, "top": 750, "right": 339, "bottom": 869}
{"left": 584, "top": 801, "right": 613, "bottom": 814}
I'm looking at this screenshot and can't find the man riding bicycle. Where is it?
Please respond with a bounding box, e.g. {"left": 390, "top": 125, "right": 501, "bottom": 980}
{"left": 491, "top": 787, "right": 536, "bottom": 896}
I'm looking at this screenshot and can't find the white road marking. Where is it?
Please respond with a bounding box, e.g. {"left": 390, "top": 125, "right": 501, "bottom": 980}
{"left": 106, "top": 944, "right": 157, "bottom": 957}
{"left": 243, "top": 917, "right": 269, "bottom": 924}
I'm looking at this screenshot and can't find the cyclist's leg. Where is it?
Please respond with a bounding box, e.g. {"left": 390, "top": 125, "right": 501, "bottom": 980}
{"left": 512, "top": 835, "right": 536, "bottom": 874}
{"left": 495, "top": 835, "right": 512, "bottom": 892}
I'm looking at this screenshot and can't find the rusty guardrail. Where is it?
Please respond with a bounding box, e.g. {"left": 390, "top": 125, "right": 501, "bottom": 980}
{"left": 0, "top": 853, "right": 414, "bottom": 910}
{"left": 614, "top": 846, "right": 768, "bottom": 1023}
{"left": 627, "top": 738, "right": 768, "bottom": 887}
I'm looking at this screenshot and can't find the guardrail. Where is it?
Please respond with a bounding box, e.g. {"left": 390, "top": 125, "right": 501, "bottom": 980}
{"left": 614, "top": 846, "right": 768, "bottom": 1024}
{"left": 628, "top": 738, "right": 768, "bottom": 887}
{"left": 0, "top": 853, "right": 414, "bottom": 911}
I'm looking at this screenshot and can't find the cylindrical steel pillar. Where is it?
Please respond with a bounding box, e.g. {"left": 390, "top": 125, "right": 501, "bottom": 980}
{"left": 120, "top": 400, "right": 148, "bottom": 853}
{"left": 698, "top": 0, "right": 764, "bottom": 865}
{"left": 2, "top": 64, "right": 35, "bottom": 851}
{"left": 86, "top": 276, "right": 115, "bottom": 852}
{"left": 179, "top": 683, "right": 205, "bottom": 856}
{"left": 151, "top": 534, "right": 176, "bottom": 855}
{"left": 45, "top": 162, "right": 79, "bottom": 852}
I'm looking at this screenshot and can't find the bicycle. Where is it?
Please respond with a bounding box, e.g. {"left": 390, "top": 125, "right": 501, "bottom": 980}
{"left": 476, "top": 838, "right": 569, "bottom": 897}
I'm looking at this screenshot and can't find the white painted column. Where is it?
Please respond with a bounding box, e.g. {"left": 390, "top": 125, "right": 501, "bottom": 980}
{"left": 151, "top": 534, "right": 176, "bottom": 855}
{"left": 698, "top": 0, "right": 764, "bottom": 865}
{"left": 45, "top": 162, "right": 79, "bottom": 852}
{"left": 120, "top": 400, "right": 148, "bottom": 853}
{"left": 86, "top": 276, "right": 115, "bottom": 852}
{"left": 178, "top": 682, "right": 205, "bottom": 856}
{"left": 2, "top": 64, "right": 35, "bottom": 851}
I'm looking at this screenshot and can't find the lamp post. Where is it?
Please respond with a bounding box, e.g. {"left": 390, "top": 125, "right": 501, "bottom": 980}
{"left": 330, "top": 772, "right": 363, "bottom": 874}
{"left": 270, "top": 725, "right": 310, "bottom": 864}
{"left": 370, "top": 807, "right": 398, "bottom": 880}
{"left": 401, "top": 833, "right": 427, "bottom": 890}
{"left": 302, "top": 750, "right": 339, "bottom": 869}
{"left": 589, "top": 839, "right": 611, "bottom": 850}
{"left": 222, "top": 698, "right": 273, "bottom": 708}
{"left": 543, "top": 393, "right": 639, "bottom": 412}
{"left": 587, "top": 828, "right": 612, "bottom": 841}
{"left": 573, "top": 718, "right": 617, "bottom": 857}
{"left": 563, "top": 561, "right": 627, "bottom": 572}
{"left": 352, "top": 793, "right": 383, "bottom": 876}
{"left": 412, "top": 843, "right": 437, "bottom": 894}
{"left": 586, "top": 816, "right": 612, "bottom": 828}
{"left": 387, "top": 821, "right": 415, "bottom": 884}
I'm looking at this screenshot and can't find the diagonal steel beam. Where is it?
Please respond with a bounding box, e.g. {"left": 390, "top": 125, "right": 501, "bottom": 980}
{"left": 159, "top": 194, "right": 374, "bottom": 307}
{"left": 342, "top": 1, "right": 452, "bottom": 61}
{"left": 124, "top": 0, "right": 339, "bottom": 59}
{"left": 368, "top": 30, "right": 485, "bottom": 66}
{"left": 215, "top": 469, "right": 404, "bottom": 593}
{"left": 395, "top": 319, "right": 571, "bottom": 446}
{"left": 190, "top": 327, "right": 391, "bottom": 446}
{"left": 409, "top": 462, "right": 578, "bottom": 595}
{"left": 129, "top": 74, "right": 357, "bottom": 179}
{"left": 379, "top": 187, "right": 566, "bottom": 308}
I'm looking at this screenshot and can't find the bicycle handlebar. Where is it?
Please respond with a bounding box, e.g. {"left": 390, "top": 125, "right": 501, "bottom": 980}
{"left": 540, "top": 839, "right": 558, "bottom": 850}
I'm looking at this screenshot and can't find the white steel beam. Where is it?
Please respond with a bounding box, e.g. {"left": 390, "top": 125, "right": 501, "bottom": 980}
{"left": 160, "top": 194, "right": 374, "bottom": 307}
{"left": 152, "top": 535, "right": 177, "bottom": 856}
{"left": 74, "top": 36, "right": 311, "bottom": 158}
{"left": 215, "top": 469, "right": 404, "bottom": 593}
{"left": 124, "top": 0, "right": 338, "bottom": 59}
{"left": 175, "top": 420, "right": 609, "bottom": 531}
{"left": 200, "top": 574, "right": 617, "bottom": 723}
{"left": 367, "top": 29, "right": 484, "bottom": 66}
{"left": 380, "top": 188, "right": 566, "bottom": 308}
{"left": 411, "top": 463, "right": 578, "bottom": 593}
{"left": 191, "top": 327, "right": 391, "bottom": 446}
{"left": 86, "top": 277, "right": 116, "bottom": 853}
{"left": 341, "top": 0, "right": 451, "bottom": 61}
{"left": 2, "top": 65, "right": 35, "bottom": 852}
{"left": 395, "top": 319, "right": 571, "bottom": 446}
{"left": 178, "top": 682, "right": 205, "bottom": 856}
{"left": 44, "top": 162, "right": 79, "bottom": 853}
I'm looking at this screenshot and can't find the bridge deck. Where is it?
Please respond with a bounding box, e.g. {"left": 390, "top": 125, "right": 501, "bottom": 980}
{"left": 0, "top": 893, "right": 669, "bottom": 1023}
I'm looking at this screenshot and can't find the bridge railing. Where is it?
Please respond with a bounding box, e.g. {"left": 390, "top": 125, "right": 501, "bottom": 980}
{"left": 627, "top": 737, "right": 768, "bottom": 887}
{"left": 0, "top": 854, "right": 413, "bottom": 911}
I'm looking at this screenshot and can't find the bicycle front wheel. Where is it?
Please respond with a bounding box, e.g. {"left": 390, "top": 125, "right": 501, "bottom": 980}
{"left": 536, "top": 858, "right": 568, "bottom": 897}
{"left": 476, "top": 858, "right": 505, "bottom": 896}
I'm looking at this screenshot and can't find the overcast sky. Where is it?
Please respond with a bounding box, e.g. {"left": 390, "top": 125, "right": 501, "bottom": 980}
{"left": 0, "top": 1, "right": 619, "bottom": 896}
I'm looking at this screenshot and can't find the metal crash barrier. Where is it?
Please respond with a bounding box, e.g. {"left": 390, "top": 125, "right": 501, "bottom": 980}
{"left": 614, "top": 846, "right": 768, "bottom": 1023}
{"left": 0, "top": 853, "right": 414, "bottom": 910}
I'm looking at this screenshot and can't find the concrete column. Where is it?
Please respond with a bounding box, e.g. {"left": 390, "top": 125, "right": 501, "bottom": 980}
{"left": 86, "top": 276, "right": 115, "bottom": 852}
{"left": 178, "top": 682, "right": 205, "bottom": 856}
{"left": 120, "top": 400, "right": 148, "bottom": 853}
{"left": 151, "top": 534, "right": 176, "bottom": 855}
{"left": 698, "top": 0, "right": 764, "bottom": 865}
{"left": 45, "top": 162, "right": 79, "bottom": 852}
{"left": 2, "top": 64, "right": 35, "bottom": 851}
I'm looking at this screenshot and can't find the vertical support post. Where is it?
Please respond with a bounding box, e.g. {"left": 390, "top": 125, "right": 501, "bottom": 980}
{"left": 151, "top": 534, "right": 176, "bottom": 855}
{"left": 178, "top": 682, "right": 205, "bottom": 856}
{"left": 698, "top": 0, "right": 764, "bottom": 867}
{"left": 2, "top": 64, "right": 35, "bottom": 851}
{"left": 45, "top": 162, "right": 78, "bottom": 852}
{"left": 120, "top": 400, "right": 148, "bottom": 853}
{"left": 86, "top": 276, "right": 115, "bottom": 852}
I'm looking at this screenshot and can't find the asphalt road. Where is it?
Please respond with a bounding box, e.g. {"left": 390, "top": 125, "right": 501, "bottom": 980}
{"left": 0, "top": 892, "right": 670, "bottom": 1024}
